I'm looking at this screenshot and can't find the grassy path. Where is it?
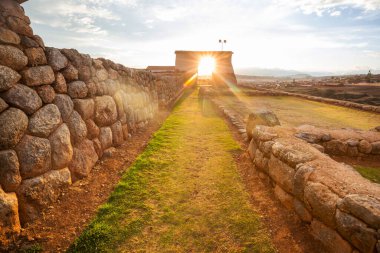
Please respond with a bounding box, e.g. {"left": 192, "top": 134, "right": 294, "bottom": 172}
{"left": 68, "top": 90, "right": 275, "bottom": 253}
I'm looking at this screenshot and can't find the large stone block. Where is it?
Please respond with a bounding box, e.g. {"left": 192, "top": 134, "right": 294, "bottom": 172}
{"left": 372, "top": 141, "right": 380, "bottom": 155}
{"left": 16, "top": 135, "right": 51, "bottom": 179}
{"left": 45, "top": 47, "right": 68, "bottom": 71}
{"left": 54, "top": 94, "right": 73, "bottom": 122}
{"left": 304, "top": 182, "right": 339, "bottom": 228}
{"left": 85, "top": 119, "right": 100, "bottom": 139}
{"left": 293, "top": 198, "right": 312, "bottom": 222}
{"left": 17, "top": 168, "right": 71, "bottom": 224}
{"left": 99, "top": 127, "right": 113, "bottom": 150}
{"left": 94, "top": 95, "right": 118, "bottom": 127}
{"left": 0, "top": 150, "right": 21, "bottom": 192}
{"left": 24, "top": 47, "right": 47, "bottom": 66}
{"left": 67, "top": 110, "right": 87, "bottom": 144}
{"left": 0, "top": 27, "right": 20, "bottom": 45}
{"left": 0, "top": 108, "right": 28, "bottom": 149}
{"left": 293, "top": 164, "right": 314, "bottom": 201}
{"left": 73, "top": 98, "right": 94, "bottom": 120}
{"left": 254, "top": 149, "right": 268, "bottom": 173}
{"left": 336, "top": 210, "right": 377, "bottom": 253}
{"left": 21, "top": 65, "right": 55, "bottom": 87}
{"left": 0, "top": 98, "right": 8, "bottom": 113}
{"left": 113, "top": 90, "right": 126, "bottom": 119}
{"left": 53, "top": 72, "right": 67, "bottom": 94}
{"left": 69, "top": 140, "right": 98, "bottom": 180}
{"left": 28, "top": 104, "right": 62, "bottom": 138}
{"left": 6, "top": 16, "right": 33, "bottom": 37}
{"left": 67, "top": 81, "right": 88, "bottom": 99}
{"left": 49, "top": 124, "right": 73, "bottom": 170}
{"left": 122, "top": 124, "right": 129, "bottom": 140}
{"left": 61, "top": 64, "right": 78, "bottom": 81}
{"left": 358, "top": 140, "right": 372, "bottom": 154}
{"left": 274, "top": 185, "right": 293, "bottom": 210}
{"left": 246, "top": 111, "right": 280, "bottom": 140}
{"left": 111, "top": 121, "right": 123, "bottom": 146}
{"left": 268, "top": 155, "right": 295, "bottom": 193}
{"left": 271, "top": 140, "right": 316, "bottom": 168}
{"left": 0, "top": 188, "right": 20, "bottom": 245}
{"left": 310, "top": 220, "right": 351, "bottom": 253}
{"left": 324, "top": 140, "right": 348, "bottom": 156}
{"left": 36, "top": 84, "right": 56, "bottom": 104}
{"left": 0, "top": 45, "right": 27, "bottom": 70}
{"left": 0, "top": 65, "right": 21, "bottom": 92}
{"left": 2, "top": 83, "right": 42, "bottom": 115}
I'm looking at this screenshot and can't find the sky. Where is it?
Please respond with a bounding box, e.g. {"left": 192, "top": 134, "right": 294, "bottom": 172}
{"left": 23, "top": 0, "right": 380, "bottom": 74}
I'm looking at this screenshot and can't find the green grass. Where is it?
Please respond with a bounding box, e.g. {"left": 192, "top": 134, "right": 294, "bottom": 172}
{"left": 20, "top": 244, "right": 43, "bottom": 253}
{"left": 68, "top": 89, "right": 275, "bottom": 253}
{"left": 355, "top": 166, "right": 380, "bottom": 184}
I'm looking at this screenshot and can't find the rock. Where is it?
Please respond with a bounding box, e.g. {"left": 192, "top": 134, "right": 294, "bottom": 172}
{"left": 246, "top": 110, "right": 280, "bottom": 140}
{"left": 321, "top": 134, "right": 332, "bottom": 142}
{"left": 67, "top": 81, "right": 88, "bottom": 99}
{"left": 310, "top": 220, "right": 352, "bottom": 253}
{"left": 0, "top": 189, "right": 20, "bottom": 244}
{"left": 94, "top": 96, "right": 118, "bottom": 127}
{"left": 111, "top": 121, "right": 123, "bottom": 146}
{"left": 358, "top": 140, "right": 372, "bottom": 154}
{"left": 73, "top": 98, "right": 94, "bottom": 120}
{"left": 324, "top": 140, "right": 348, "bottom": 156}
{"left": 45, "top": 47, "right": 68, "bottom": 71}
{"left": 36, "top": 84, "right": 55, "bottom": 103}
{"left": 108, "top": 68, "right": 118, "bottom": 80}
{"left": 0, "top": 65, "right": 21, "bottom": 92}
{"left": 267, "top": 155, "right": 295, "bottom": 193}
{"left": 16, "top": 135, "right": 51, "bottom": 179}
{"left": 0, "top": 98, "right": 8, "bottom": 113}
{"left": 32, "top": 35, "right": 44, "bottom": 49}
{"left": 85, "top": 119, "right": 99, "bottom": 139}
{"left": 49, "top": 124, "right": 73, "bottom": 171}
{"left": 61, "top": 64, "right": 78, "bottom": 81}
{"left": 293, "top": 165, "right": 314, "bottom": 201}
{"left": 0, "top": 150, "right": 21, "bottom": 192}
{"left": 113, "top": 90, "right": 126, "bottom": 119}
{"left": 24, "top": 47, "right": 47, "bottom": 66}
{"left": 347, "top": 146, "right": 359, "bottom": 156}
{"left": 28, "top": 104, "right": 62, "bottom": 138}
{"left": 311, "top": 144, "right": 324, "bottom": 153}
{"left": 274, "top": 185, "right": 293, "bottom": 210}
{"left": 0, "top": 45, "right": 27, "bottom": 70}
{"left": 78, "top": 66, "right": 91, "bottom": 81}
{"left": 252, "top": 126, "right": 278, "bottom": 142}
{"left": 104, "top": 79, "right": 120, "bottom": 95}
{"left": 103, "top": 147, "right": 116, "bottom": 158}
{"left": 66, "top": 111, "right": 87, "bottom": 144}
{"left": 20, "top": 35, "right": 39, "bottom": 48}
{"left": 21, "top": 65, "right": 55, "bottom": 86}
{"left": 347, "top": 139, "right": 359, "bottom": 147}
{"left": 86, "top": 80, "right": 97, "bottom": 97}
{"left": 96, "top": 68, "right": 108, "bottom": 81}
{"left": 69, "top": 140, "right": 98, "bottom": 181}
{"left": 53, "top": 94, "right": 73, "bottom": 122}
{"left": 17, "top": 168, "right": 71, "bottom": 224}
{"left": 122, "top": 124, "right": 129, "bottom": 140}
{"left": 336, "top": 210, "right": 377, "bottom": 253}
{"left": 371, "top": 141, "right": 380, "bottom": 155}
{"left": 92, "top": 138, "right": 102, "bottom": 158}
{"left": 338, "top": 194, "right": 380, "bottom": 229}
{"left": 304, "top": 182, "right": 339, "bottom": 228}
{"left": 258, "top": 141, "right": 275, "bottom": 156}
{"left": 0, "top": 108, "right": 28, "bottom": 149}
{"left": 52, "top": 72, "right": 67, "bottom": 94}
{"left": 0, "top": 27, "right": 20, "bottom": 45}
{"left": 271, "top": 141, "right": 316, "bottom": 168}
{"left": 294, "top": 198, "right": 312, "bottom": 222}
{"left": 295, "top": 132, "right": 320, "bottom": 143}
{"left": 99, "top": 127, "right": 113, "bottom": 150}
{"left": 254, "top": 149, "right": 268, "bottom": 172}
{"left": 2, "top": 83, "right": 42, "bottom": 115}
{"left": 6, "top": 16, "right": 33, "bottom": 36}
{"left": 248, "top": 139, "right": 257, "bottom": 160}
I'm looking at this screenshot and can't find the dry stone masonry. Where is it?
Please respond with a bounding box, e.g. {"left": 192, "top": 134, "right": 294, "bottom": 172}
{"left": 0, "top": 0, "right": 184, "bottom": 247}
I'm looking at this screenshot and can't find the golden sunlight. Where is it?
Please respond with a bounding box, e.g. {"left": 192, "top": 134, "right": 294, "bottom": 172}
{"left": 198, "top": 57, "right": 215, "bottom": 76}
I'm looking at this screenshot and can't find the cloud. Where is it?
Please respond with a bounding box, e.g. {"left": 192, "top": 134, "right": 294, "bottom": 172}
{"left": 330, "top": 10, "right": 341, "bottom": 16}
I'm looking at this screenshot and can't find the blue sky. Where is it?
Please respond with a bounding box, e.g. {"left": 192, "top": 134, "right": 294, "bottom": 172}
{"left": 23, "top": 0, "right": 380, "bottom": 74}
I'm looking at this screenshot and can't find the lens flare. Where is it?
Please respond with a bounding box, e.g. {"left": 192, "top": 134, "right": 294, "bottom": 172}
{"left": 198, "top": 57, "right": 215, "bottom": 77}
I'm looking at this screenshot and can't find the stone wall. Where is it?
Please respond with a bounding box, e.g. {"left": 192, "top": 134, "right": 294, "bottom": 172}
{"left": 0, "top": 0, "right": 185, "bottom": 247}
{"left": 248, "top": 125, "right": 380, "bottom": 253}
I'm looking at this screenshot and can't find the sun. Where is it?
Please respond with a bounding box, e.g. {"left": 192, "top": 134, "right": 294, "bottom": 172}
{"left": 198, "top": 57, "right": 215, "bottom": 77}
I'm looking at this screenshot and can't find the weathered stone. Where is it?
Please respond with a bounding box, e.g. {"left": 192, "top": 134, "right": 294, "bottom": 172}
{"left": 96, "top": 68, "right": 108, "bottom": 81}
{"left": 310, "top": 220, "right": 351, "bottom": 253}
{"left": 259, "top": 140, "right": 275, "bottom": 156}
{"left": 248, "top": 139, "right": 257, "bottom": 160}
{"left": 49, "top": 124, "right": 73, "bottom": 171}
{"left": 122, "top": 124, "right": 129, "bottom": 140}
{"left": 0, "top": 97, "right": 8, "bottom": 113}
{"left": 293, "top": 165, "right": 314, "bottom": 201}
{"left": 61, "top": 64, "right": 78, "bottom": 81}
{"left": 36, "top": 84, "right": 55, "bottom": 103}
{"left": 274, "top": 185, "right": 293, "bottom": 210}
{"left": 111, "top": 121, "right": 123, "bottom": 146}
{"left": 94, "top": 96, "right": 118, "bottom": 127}
{"left": 347, "top": 146, "right": 359, "bottom": 156}
{"left": 78, "top": 66, "right": 91, "bottom": 81}
{"left": 321, "top": 134, "right": 332, "bottom": 142}
{"left": 53, "top": 94, "right": 73, "bottom": 122}
{"left": 6, "top": 16, "right": 33, "bottom": 36}
{"left": 99, "top": 127, "right": 113, "bottom": 150}
{"left": 45, "top": 47, "right": 68, "bottom": 71}
{"left": 358, "top": 140, "right": 372, "bottom": 154}
{"left": 0, "top": 188, "right": 20, "bottom": 243}
{"left": 92, "top": 138, "right": 102, "bottom": 158}
{"left": 304, "top": 182, "right": 339, "bottom": 228}
{"left": 0, "top": 108, "right": 28, "bottom": 149}
{"left": 103, "top": 147, "right": 116, "bottom": 158}
{"left": 0, "top": 27, "right": 20, "bottom": 45}
{"left": 113, "top": 90, "right": 126, "bottom": 119}
{"left": 69, "top": 140, "right": 98, "bottom": 181}
{"left": 268, "top": 155, "right": 295, "bottom": 193}
{"left": 294, "top": 198, "right": 312, "bottom": 222}
{"left": 295, "top": 132, "right": 320, "bottom": 143}
{"left": 0, "top": 45, "right": 27, "bottom": 70}
{"left": 371, "top": 141, "right": 380, "bottom": 155}
{"left": 24, "top": 47, "right": 47, "bottom": 66}
{"left": 17, "top": 168, "right": 71, "bottom": 224}
{"left": 32, "top": 35, "right": 45, "bottom": 49}
{"left": 85, "top": 119, "right": 99, "bottom": 139}
{"left": 338, "top": 194, "right": 380, "bottom": 229}
{"left": 246, "top": 111, "right": 280, "bottom": 140}
{"left": 108, "top": 68, "right": 118, "bottom": 80}
{"left": 20, "top": 35, "right": 39, "bottom": 48}
{"left": 86, "top": 80, "right": 97, "bottom": 97}
{"left": 0, "top": 150, "right": 21, "bottom": 192}
{"left": 73, "top": 98, "right": 94, "bottom": 120}
{"left": 324, "top": 140, "right": 348, "bottom": 156}
{"left": 347, "top": 139, "right": 359, "bottom": 147}
{"left": 336, "top": 209, "right": 377, "bottom": 253}
{"left": 67, "top": 111, "right": 87, "bottom": 144}
{"left": 67, "top": 81, "right": 88, "bottom": 99}
{"left": 271, "top": 141, "right": 315, "bottom": 168}
{"left": 53, "top": 72, "right": 67, "bottom": 94}
{"left": 21, "top": 65, "right": 55, "bottom": 86}
{"left": 311, "top": 144, "right": 324, "bottom": 153}
{"left": 60, "top": 48, "right": 83, "bottom": 67}
{"left": 16, "top": 135, "right": 51, "bottom": 179}
{"left": 0, "top": 65, "right": 21, "bottom": 92}
{"left": 104, "top": 79, "right": 120, "bottom": 95}
{"left": 254, "top": 149, "right": 268, "bottom": 172}
{"left": 28, "top": 104, "right": 61, "bottom": 138}
{"left": 2, "top": 84, "right": 42, "bottom": 115}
